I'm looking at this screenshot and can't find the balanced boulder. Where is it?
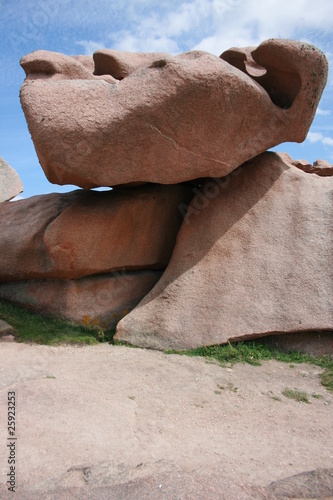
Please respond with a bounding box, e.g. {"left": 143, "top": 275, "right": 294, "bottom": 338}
{"left": 20, "top": 39, "right": 327, "bottom": 188}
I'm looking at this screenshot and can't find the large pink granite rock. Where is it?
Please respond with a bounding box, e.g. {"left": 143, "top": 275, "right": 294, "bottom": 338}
{"left": 20, "top": 39, "right": 327, "bottom": 188}
{"left": 0, "top": 156, "right": 23, "bottom": 202}
{"left": 0, "top": 185, "right": 191, "bottom": 281}
{"left": 115, "top": 152, "right": 333, "bottom": 350}
{"left": 0, "top": 271, "right": 162, "bottom": 329}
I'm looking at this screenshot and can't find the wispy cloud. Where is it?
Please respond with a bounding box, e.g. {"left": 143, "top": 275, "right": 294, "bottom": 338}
{"left": 75, "top": 40, "right": 106, "bottom": 55}
{"left": 67, "top": 0, "right": 333, "bottom": 57}
{"left": 307, "top": 132, "right": 333, "bottom": 147}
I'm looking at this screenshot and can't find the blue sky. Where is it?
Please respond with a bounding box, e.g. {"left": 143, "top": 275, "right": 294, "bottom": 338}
{"left": 1, "top": 0, "right": 333, "bottom": 199}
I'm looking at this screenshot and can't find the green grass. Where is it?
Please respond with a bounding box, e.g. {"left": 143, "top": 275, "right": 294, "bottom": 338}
{"left": 0, "top": 300, "right": 115, "bottom": 345}
{"left": 165, "top": 341, "right": 333, "bottom": 369}
{"left": 165, "top": 341, "right": 333, "bottom": 393}
{"left": 282, "top": 388, "right": 311, "bottom": 403}
{"left": 1, "top": 300, "right": 333, "bottom": 392}
{"left": 321, "top": 369, "right": 333, "bottom": 392}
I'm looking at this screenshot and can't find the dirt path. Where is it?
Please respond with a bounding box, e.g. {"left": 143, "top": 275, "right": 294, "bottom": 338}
{"left": 0, "top": 342, "right": 332, "bottom": 498}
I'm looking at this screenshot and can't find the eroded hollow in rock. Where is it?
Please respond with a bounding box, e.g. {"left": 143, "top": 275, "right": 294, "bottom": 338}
{"left": 221, "top": 47, "right": 301, "bottom": 109}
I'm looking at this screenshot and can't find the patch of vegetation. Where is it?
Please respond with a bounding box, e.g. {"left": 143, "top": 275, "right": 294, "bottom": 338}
{"left": 2, "top": 300, "right": 333, "bottom": 395}
{"left": 165, "top": 341, "right": 333, "bottom": 369}
{"left": 165, "top": 340, "right": 333, "bottom": 393}
{"left": 282, "top": 388, "right": 310, "bottom": 403}
{"left": 0, "top": 300, "right": 115, "bottom": 345}
{"left": 166, "top": 341, "right": 267, "bottom": 365}
{"left": 321, "top": 369, "right": 333, "bottom": 392}
{"left": 312, "top": 393, "right": 323, "bottom": 399}
{"left": 268, "top": 390, "right": 281, "bottom": 402}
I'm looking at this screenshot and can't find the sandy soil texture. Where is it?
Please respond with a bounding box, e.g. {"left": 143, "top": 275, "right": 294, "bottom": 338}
{"left": 0, "top": 342, "right": 332, "bottom": 498}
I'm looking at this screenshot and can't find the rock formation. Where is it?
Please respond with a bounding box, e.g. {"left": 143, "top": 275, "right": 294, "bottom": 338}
{"left": 0, "top": 185, "right": 191, "bottom": 327}
{"left": 0, "top": 185, "right": 191, "bottom": 281}
{"left": 20, "top": 39, "right": 327, "bottom": 188}
{"left": 278, "top": 152, "right": 333, "bottom": 176}
{"left": 115, "top": 152, "right": 333, "bottom": 349}
{"left": 0, "top": 39, "right": 331, "bottom": 348}
{"left": 0, "top": 272, "right": 162, "bottom": 330}
{"left": 0, "top": 156, "right": 23, "bottom": 202}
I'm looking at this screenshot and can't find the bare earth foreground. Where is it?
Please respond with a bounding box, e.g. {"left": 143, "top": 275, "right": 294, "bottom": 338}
{"left": 0, "top": 342, "right": 332, "bottom": 499}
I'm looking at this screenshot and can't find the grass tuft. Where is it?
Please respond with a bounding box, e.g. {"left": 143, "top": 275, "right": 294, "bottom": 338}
{"left": 321, "top": 369, "right": 333, "bottom": 392}
{"left": 282, "top": 388, "right": 310, "bottom": 403}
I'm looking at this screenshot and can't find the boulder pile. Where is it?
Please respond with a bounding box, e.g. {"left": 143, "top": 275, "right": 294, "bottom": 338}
{"left": 0, "top": 38, "right": 332, "bottom": 347}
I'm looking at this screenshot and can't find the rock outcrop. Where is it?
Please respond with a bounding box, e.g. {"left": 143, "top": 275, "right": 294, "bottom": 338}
{"left": 0, "top": 272, "right": 162, "bottom": 329}
{"left": 115, "top": 152, "right": 333, "bottom": 350}
{"left": 0, "top": 156, "right": 23, "bottom": 202}
{"left": 0, "top": 185, "right": 191, "bottom": 281}
{"left": 266, "top": 468, "right": 333, "bottom": 499}
{"left": 278, "top": 152, "right": 333, "bottom": 176}
{"left": 0, "top": 183, "right": 190, "bottom": 327}
{"left": 20, "top": 39, "right": 327, "bottom": 188}
{"left": 0, "top": 39, "right": 331, "bottom": 349}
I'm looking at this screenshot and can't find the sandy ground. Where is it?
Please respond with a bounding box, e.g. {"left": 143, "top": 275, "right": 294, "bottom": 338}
{"left": 0, "top": 341, "right": 332, "bottom": 498}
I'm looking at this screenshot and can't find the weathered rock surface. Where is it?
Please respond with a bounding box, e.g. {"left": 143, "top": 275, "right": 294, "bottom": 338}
{"left": 0, "top": 185, "right": 190, "bottom": 281}
{"left": 115, "top": 152, "right": 333, "bottom": 350}
{"left": 278, "top": 152, "right": 333, "bottom": 176}
{"left": 0, "top": 271, "right": 162, "bottom": 329}
{"left": 20, "top": 39, "right": 327, "bottom": 188}
{"left": 0, "top": 156, "right": 23, "bottom": 202}
{"left": 266, "top": 468, "right": 333, "bottom": 499}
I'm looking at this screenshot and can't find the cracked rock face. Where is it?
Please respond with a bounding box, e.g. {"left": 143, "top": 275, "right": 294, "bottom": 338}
{"left": 20, "top": 39, "right": 327, "bottom": 188}
{"left": 115, "top": 152, "right": 333, "bottom": 350}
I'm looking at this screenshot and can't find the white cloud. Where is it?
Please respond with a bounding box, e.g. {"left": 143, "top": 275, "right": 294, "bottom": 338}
{"left": 307, "top": 132, "right": 333, "bottom": 147}
{"left": 109, "top": 32, "right": 180, "bottom": 53}
{"left": 316, "top": 107, "right": 331, "bottom": 116}
{"left": 69, "top": 0, "right": 333, "bottom": 57}
{"left": 75, "top": 40, "right": 106, "bottom": 55}
{"left": 193, "top": 0, "right": 333, "bottom": 54}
